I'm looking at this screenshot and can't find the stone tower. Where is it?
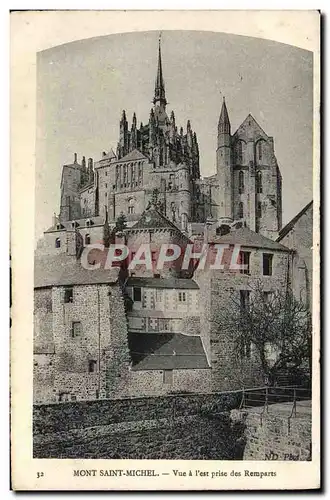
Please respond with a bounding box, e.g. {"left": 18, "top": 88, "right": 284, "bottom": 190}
{"left": 216, "top": 99, "right": 282, "bottom": 239}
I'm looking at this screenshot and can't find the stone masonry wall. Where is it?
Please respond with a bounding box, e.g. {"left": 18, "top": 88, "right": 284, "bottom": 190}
{"left": 236, "top": 410, "right": 312, "bottom": 461}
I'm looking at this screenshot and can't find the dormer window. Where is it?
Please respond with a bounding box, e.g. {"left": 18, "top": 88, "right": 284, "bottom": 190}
{"left": 71, "top": 221, "right": 78, "bottom": 229}
{"left": 86, "top": 219, "right": 92, "bottom": 227}
{"left": 56, "top": 223, "right": 61, "bottom": 230}
{"left": 55, "top": 237, "right": 61, "bottom": 248}
{"left": 85, "top": 233, "right": 91, "bottom": 245}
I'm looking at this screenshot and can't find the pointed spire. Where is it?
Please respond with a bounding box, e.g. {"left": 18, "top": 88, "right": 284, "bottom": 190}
{"left": 153, "top": 34, "right": 167, "bottom": 108}
{"left": 132, "top": 112, "right": 137, "bottom": 127}
{"left": 218, "top": 97, "right": 230, "bottom": 133}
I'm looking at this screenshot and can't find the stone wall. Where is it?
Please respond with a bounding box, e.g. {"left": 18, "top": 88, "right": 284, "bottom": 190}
{"left": 233, "top": 409, "right": 312, "bottom": 461}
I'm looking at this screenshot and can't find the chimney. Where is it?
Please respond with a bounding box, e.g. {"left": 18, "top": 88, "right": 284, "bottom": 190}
{"left": 88, "top": 158, "right": 93, "bottom": 169}
{"left": 82, "top": 156, "right": 86, "bottom": 168}
{"left": 74, "top": 153, "right": 77, "bottom": 163}
{"left": 102, "top": 151, "right": 107, "bottom": 157}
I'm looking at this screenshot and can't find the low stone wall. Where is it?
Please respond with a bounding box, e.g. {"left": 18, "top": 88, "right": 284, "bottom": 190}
{"left": 231, "top": 408, "right": 312, "bottom": 461}
{"left": 33, "top": 391, "right": 241, "bottom": 435}
{"left": 33, "top": 412, "right": 244, "bottom": 460}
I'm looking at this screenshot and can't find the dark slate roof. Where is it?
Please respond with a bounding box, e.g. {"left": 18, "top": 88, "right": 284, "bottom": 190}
{"left": 117, "top": 149, "right": 147, "bottom": 162}
{"left": 277, "top": 201, "right": 313, "bottom": 241}
{"left": 131, "top": 205, "right": 185, "bottom": 233}
{"left": 211, "top": 226, "right": 290, "bottom": 252}
{"left": 45, "top": 216, "right": 106, "bottom": 233}
{"left": 127, "top": 277, "right": 199, "bottom": 290}
{"left": 34, "top": 253, "right": 119, "bottom": 288}
{"left": 128, "top": 332, "right": 209, "bottom": 370}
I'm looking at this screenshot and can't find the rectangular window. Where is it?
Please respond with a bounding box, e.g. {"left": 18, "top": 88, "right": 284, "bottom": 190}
{"left": 71, "top": 321, "right": 82, "bottom": 338}
{"left": 156, "top": 289, "right": 162, "bottom": 302}
{"left": 133, "top": 287, "right": 142, "bottom": 302}
{"left": 263, "top": 253, "right": 273, "bottom": 276}
{"left": 64, "top": 286, "right": 73, "bottom": 303}
{"left": 240, "top": 290, "right": 250, "bottom": 311}
{"left": 178, "top": 291, "right": 187, "bottom": 302}
{"left": 263, "top": 291, "right": 273, "bottom": 303}
{"left": 163, "top": 370, "right": 173, "bottom": 385}
{"left": 88, "top": 360, "right": 97, "bottom": 373}
{"left": 239, "top": 251, "right": 250, "bottom": 275}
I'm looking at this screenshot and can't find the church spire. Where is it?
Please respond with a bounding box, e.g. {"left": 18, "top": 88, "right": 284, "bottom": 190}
{"left": 153, "top": 35, "right": 167, "bottom": 109}
{"left": 218, "top": 97, "right": 231, "bottom": 134}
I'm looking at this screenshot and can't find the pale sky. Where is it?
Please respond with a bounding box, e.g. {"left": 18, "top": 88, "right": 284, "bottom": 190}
{"left": 36, "top": 30, "right": 313, "bottom": 240}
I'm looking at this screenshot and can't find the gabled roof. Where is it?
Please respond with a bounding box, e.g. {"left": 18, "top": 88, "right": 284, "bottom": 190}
{"left": 100, "top": 148, "right": 117, "bottom": 161}
{"left": 117, "top": 149, "right": 148, "bottom": 162}
{"left": 232, "top": 113, "right": 269, "bottom": 140}
{"left": 211, "top": 226, "right": 290, "bottom": 252}
{"left": 277, "top": 201, "right": 313, "bottom": 241}
{"left": 128, "top": 332, "right": 209, "bottom": 370}
{"left": 34, "top": 253, "right": 120, "bottom": 288}
{"left": 131, "top": 205, "right": 187, "bottom": 236}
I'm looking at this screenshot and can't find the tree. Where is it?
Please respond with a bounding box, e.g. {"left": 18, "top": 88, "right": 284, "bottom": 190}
{"left": 214, "top": 280, "right": 312, "bottom": 386}
{"left": 115, "top": 212, "right": 127, "bottom": 233}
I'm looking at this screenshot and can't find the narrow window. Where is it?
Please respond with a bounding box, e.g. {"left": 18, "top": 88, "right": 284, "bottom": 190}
{"left": 240, "top": 290, "right": 250, "bottom": 310}
{"left": 163, "top": 370, "right": 173, "bottom": 385}
{"left": 256, "top": 170, "right": 262, "bottom": 193}
{"left": 237, "top": 141, "right": 243, "bottom": 163}
{"left": 256, "top": 201, "right": 262, "bottom": 218}
{"left": 71, "top": 321, "right": 81, "bottom": 338}
{"left": 238, "top": 171, "right": 244, "bottom": 193}
{"left": 55, "top": 237, "right": 61, "bottom": 248}
{"left": 88, "top": 360, "right": 97, "bottom": 373}
{"left": 133, "top": 287, "right": 142, "bottom": 302}
{"left": 178, "top": 291, "right": 187, "bottom": 302}
{"left": 238, "top": 202, "right": 244, "bottom": 219}
{"left": 258, "top": 141, "right": 263, "bottom": 161}
{"left": 239, "top": 251, "right": 250, "bottom": 275}
{"left": 64, "top": 286, "right": 73, "bottom": 303}
{"left": 85, "top": 233, "right": 90, "bottom": 245}
{"left": 263, "top": 253, "right": 273, "bottom": 276}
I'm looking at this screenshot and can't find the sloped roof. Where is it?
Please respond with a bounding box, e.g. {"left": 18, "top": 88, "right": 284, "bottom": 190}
{"left": 34, "top": 253, "right": 120, "bottom": 288}
{"left": 232, "top": 113, "right": 269, "bottom": 140}
{"left": 128, "top": 332, "right": 209, "bottom": 370}
{"left": 117, "top": 149, "right": 148, "bottom": 162}
{"left": 211, "top": 226, "right": 290, "bottom": 252}
{"left": 277, "top": 201, "right": 313, "bottom": 241}
{"left": 127, "top": 277, "right": 199, "bottom": 290}
{"left": 100, "top": 148, "right": 116, "bottom": 161}
{"left": 131, "top": 205, "right": 185, "bottom": 234}
{"left": 45, "top": 216, "right": 106, "bottom": 233}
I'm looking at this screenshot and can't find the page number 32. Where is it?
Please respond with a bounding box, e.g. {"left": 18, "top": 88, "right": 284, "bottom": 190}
{"left": 37, "top": 472, "right": 44, "bottom": 479}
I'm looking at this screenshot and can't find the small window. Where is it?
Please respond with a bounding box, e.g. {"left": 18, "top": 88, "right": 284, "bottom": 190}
{"left": 256, "top": 170, "right": 262, "bottom": 193}
{"left": 133, "top": 287, "right": 142, "bottom": 302}
{"left": 258, "top": 141, "right": 263, "bottom": 161}
{"left": 71, "top": 395, "right": 77, "bottom": 401}
{"left": 64, "top": 286, "right": 73, "bottom": 303}
{"left": 256, "top": 201, "right": 262, "bottom": 218}
{"left": 238, "top": 202, "right": 244, "bottom": 219}
{"left": 55, "top": 237, "right": 61, "bottom": 248}
{"left": 105, "top": 171, "right": 108, "bottom": 176}
{"left": 263, "top": 253, "right": 273, "bottom": 276}
{"left": 88, "top": 360, "right": 97, "bottom": 373}
{"left": 163, "top": 370, "right": 173, "bottom": 385}
{"left": 240, "top": 290, "right": 250, "bottom": 310}
{"left": 71, "top": 321, "right": 82, "bottom": 338}
{"left": 128, "top": 205, "right": 134, "bottom": 214}
{"left": 156, "top": 289, "right": 162, "bottom": 302}
{"left": 85, "top": 233, "right": 91, "bottom": 245}
{"left": 238, "top": 171, "right": 244, "bottom": 193}
{"left": 263, "top": 291, "right": 273, "bottom": 303}
{"left": 178, "top": 291, "right": 186, "bottom": 302}
{"left": 239, "top": 251, "right": 250, "bottom": 275}
{"left": 105, "top": 183, "right": 108, "bottom": 188}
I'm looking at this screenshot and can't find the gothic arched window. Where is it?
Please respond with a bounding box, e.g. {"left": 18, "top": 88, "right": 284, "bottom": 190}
{"left": 85, "top": 233, "right": 90, "bottom": 245}
{"left": 256, "top": 170, "right": 262, "bottom": 193}
{"left": 257, "top": 141, "right": 263, "bottom": 161}
{"left": 238, "top": 171, "right": 244, "bottom": 194}
{"left": 55, "top": 237, "right": 61, "bottom": 248}
{"left": 238, "top": 202, "right": 244, "bottom": 219}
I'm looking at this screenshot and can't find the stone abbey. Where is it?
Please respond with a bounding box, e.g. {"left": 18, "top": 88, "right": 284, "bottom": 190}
{"left": 58, "top": 40, "right": 282, "bottom": 240}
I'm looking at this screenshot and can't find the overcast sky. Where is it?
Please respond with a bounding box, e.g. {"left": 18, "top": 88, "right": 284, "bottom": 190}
{"left": 36, "top": 30, "right": 313, "bottom": 240}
